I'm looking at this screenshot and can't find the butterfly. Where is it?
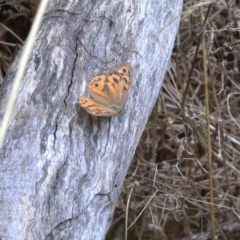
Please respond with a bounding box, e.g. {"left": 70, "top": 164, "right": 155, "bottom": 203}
{"left": 78, "top": 63, "right": 131, "bottom": 116}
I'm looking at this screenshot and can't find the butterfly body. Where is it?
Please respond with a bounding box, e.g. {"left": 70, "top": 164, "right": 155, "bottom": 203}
{"left": 79, "top": 63, "right": 131, "bottom": 116}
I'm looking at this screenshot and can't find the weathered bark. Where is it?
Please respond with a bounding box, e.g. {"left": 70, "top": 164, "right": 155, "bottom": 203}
{"left": 0, "top": 1, "right": 182, "bottom": 239}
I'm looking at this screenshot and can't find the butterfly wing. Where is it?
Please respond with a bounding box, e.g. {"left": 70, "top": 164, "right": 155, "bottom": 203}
{"left": 79, "top": 63, "right": 131, "bottom": 116}
{"left": 88, "top": 63, "right": 131, "bottom": 107}
{"left": 114, "top": 62, "right": 131, "bottom": 104}
{"left": 78, "top": 97, "right": 119, "bottom": 116}
{"left": 87, "top": 74, "right": 113, "bottom": 106}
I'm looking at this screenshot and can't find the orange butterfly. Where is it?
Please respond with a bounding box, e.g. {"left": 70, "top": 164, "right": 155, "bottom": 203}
{"left": 79, "top": 63, "right": 131, "bottom": 116}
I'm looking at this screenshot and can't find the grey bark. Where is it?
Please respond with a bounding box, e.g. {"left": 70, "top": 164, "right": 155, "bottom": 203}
{"left": 0, "top": 0, "right": 182, "bottom": 239}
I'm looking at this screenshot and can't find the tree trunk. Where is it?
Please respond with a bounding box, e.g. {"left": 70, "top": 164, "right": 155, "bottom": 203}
{"left": 0, "top": 1, "right": 182, "bottom": 239}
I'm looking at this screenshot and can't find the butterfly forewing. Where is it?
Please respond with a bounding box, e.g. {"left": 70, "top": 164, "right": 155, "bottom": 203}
{"left": 116, "top": 63, "right": 131, "bottom": 104}
{"left": 106, "top": 73, "right": 123, "bottom": 105}
{"left": 87, "top": 75, "right": 112, "bottom": 105}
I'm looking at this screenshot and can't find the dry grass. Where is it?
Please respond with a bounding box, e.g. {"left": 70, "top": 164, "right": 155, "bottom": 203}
{"left": 1, "top": 0, "right": 240, "bottom": 239}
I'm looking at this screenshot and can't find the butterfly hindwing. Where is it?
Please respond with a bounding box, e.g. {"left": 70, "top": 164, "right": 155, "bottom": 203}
{"left": 79, "top": 97, "right": 119, "bottom": 116}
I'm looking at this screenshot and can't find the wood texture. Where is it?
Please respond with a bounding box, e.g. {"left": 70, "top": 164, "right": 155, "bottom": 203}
{"left": 0, "top": 0, "right": 182, "bottom": 239}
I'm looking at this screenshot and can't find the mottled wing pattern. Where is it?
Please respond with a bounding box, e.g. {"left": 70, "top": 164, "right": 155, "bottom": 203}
{"left": 78, "top": 97, "right": 119, "bottom": 116}
{"left": 114, "top": 62, "right": 131, "bottom": 104}
{"left": 87, "top": 74, "right": 113, "bottom": 106}
{"left": 79, "top": 62, "right": 131, "bottom": 116}
{"left": 88, "top": 63, "right": 131, "bottom": 106}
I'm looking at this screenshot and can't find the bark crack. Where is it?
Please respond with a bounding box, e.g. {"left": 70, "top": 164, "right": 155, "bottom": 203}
{"left": 63, "top": 4, "right": 94, "bottom": 108}
{"left": 44, "top": 217, "right": 73, "bottom": 240}
{"left": 63, "top": 43, "right": 77, "bottom": 109}
{"left": 53, "top": 122, "right": 58, "bottom": 151}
